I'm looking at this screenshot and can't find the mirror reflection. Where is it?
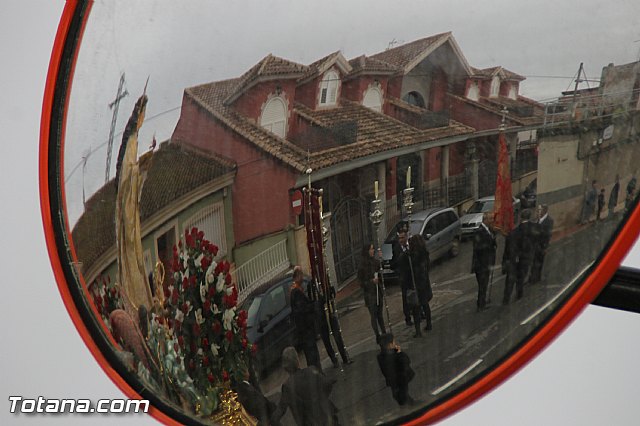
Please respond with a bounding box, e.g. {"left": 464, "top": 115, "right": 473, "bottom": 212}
{"left": 62, "top": 1, "right": 640, "bottom": 424}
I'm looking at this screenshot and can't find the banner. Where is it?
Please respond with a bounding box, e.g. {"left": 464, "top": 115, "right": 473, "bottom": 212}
{"left": 493, "top": 132, "right": 514, "bottom": 235}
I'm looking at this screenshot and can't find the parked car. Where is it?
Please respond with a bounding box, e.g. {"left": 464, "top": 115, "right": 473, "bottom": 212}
{"left": 242, "top": 275, "right": 311, "bottom": 376}
{"left": 381, "top": 207, "right": 462, "bottom": 280}
{"left": 460, "top": 195, "right": 521, "bottom": 239}
{"left": 517, "top": 178, "right": 537, "bottom": 209}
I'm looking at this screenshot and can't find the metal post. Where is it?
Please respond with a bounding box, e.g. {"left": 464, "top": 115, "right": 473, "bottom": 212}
{"left": 369, "top": 197, "right": 392, "bottom": 333}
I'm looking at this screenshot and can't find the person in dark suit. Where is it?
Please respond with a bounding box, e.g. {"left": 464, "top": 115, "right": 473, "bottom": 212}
{"left": 530, "top": 204, "right": 554, "bottom": 284}
{"left": 232, "top": 366, "right": 276, "bottom": 425}
{"left": 376, "top": 333, "right": 416, "bottom": 406}
{"left": 358, "top": 243, "right": 386, "bottom": 342}
{"left": 608, "top": 174, "right": 620, "bottom": 219}
{"left": 409, "top": 235, "right": 433, "bottom": 332}
{"left": 502, "top": 209, "right": 539, "bottom": 304}
{"left": 271, "top": 347, "right": 339, "bottom": 426}
{"left": 390, "top": 222, "right": 413, "bottom": 327}
{"left": 471, "top": 213, "right": 497, "bottom": 312}
{"left": 290, "top": 266, "right": 321, "bottom": 371}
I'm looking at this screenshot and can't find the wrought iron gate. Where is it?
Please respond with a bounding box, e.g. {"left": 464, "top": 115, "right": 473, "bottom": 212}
{"left": 330, "top": 198, "right": 372, "bottom": 284}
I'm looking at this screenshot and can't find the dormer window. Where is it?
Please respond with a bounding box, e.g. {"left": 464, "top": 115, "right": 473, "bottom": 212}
{"left": 467, "top": 81, "right": 480, "bottom": 101}
{"left": 260, "top": 96, "right": 287, "bottom": 138}
{"left": 363, "top": 85, "right": 383, "bottom": 112}
{"left": 319, "top": 71, "right": 339, "bottom": 106}
{"left": 490, "top": 76, "right": 500, "bottom": 97}
{"left": 508, "top": 84, "right": 517, "bottom": 100}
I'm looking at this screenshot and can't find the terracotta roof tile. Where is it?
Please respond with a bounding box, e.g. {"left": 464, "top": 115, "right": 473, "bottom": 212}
{"left": 369, "top": 32, "right": 451, "bottom": 70}
{"left": 472, "top": 66, "right": 525, "bottom": 81}
{"left": 71, "top": 143, "right": 235, "bottom": 272}
{"left": 224, "top": 54, "right": 307, "bottom": 104}
{"left": 347, "top": 55, "right": 399, "bottom": 77}
{"left": 451, "top": 94, "right": 545, "bottom": 126}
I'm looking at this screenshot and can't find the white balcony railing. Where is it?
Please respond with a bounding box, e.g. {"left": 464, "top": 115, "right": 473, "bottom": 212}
{"left": 234, "top": 239, "right": 290, "bottom": 304}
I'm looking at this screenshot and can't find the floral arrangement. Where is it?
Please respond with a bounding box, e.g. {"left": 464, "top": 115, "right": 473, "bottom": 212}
{"left": 90, "top": 274, "right": 124, "bottom": 330}
{"left": 160, "top": 227, "right": 256, "bottom": 414}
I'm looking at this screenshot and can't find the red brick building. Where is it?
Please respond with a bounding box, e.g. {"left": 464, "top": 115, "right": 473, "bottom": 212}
{"left": 171, "top": 32, "right": 544, "bottom": 286}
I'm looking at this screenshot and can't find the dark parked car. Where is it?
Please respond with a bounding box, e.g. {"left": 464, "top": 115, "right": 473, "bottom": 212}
{"left": 242, "top": 275, "right": 311, "bottom": 376}
{"left": 380, "top": 207, "right": 462, "bottom": 280}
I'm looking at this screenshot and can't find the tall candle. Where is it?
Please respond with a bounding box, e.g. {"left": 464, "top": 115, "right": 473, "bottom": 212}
{"left": 374, "top": 180, "right": 379, "bottom": 199}
{"left": 319, "top": 195, "right": 323, "bottom": 217}
{"left": 406, "top": 166, "right": 411, "bottom": 188}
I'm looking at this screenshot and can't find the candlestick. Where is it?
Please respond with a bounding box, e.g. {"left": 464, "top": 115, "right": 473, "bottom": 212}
{"left": 374, "top": 180, "right": 379, "bottom": 199}
{"left": 406, "top": 166, "right": 411, "bottom": 188}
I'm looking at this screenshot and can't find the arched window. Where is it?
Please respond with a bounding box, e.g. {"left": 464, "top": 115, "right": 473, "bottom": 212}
{"left": 508, "top": 84, "right": 517, "bottom": 100}
{"left": 490, "top": 76, "right": 500, "bottom": 97}
{"left": 362, "top": 86, "right": 383, "bottom": 112}
{"left": 403, "top": 91, "right": 426, "bottom": 108}
{"left": 319, "top": 71, "right": 340, "bottom": 106}
{"left": 467, "top": 82, "right": 480, "bottom": 101}
{"left": 260, "top": 96, "right": 287, "bottom": 138}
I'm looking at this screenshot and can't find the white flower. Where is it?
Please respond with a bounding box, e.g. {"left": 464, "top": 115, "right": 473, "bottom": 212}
{"left": 195, "top": 253, "right": 204, "bottom": 268}
{"left": 206, "top": 264, "right": 215, "bottom": 285}
{"left": 226, "top": 285, "right": 233, "bottom": 296}
{"left": 210, "top": 343, "right": 220, "bottom": 357}
{"left": 216, "top": 274, "right": 225, "bottom": 292}
{"left": 173, "top": 272, "right": 180, "bottom": 281}
{"left": 168, "top": 284, "right": 174, "bottom": 295}
{"left": 175, "top": 309, "right": 184, "bottom": 323}
{"left": 195, "top": 308, "right": 205, "bottom": 325}
{"left": 223, "top": 308, "right": 236, "bottom": 331}
{"left": 213, "top": 304, "right": 220, "bottom": 315}
{"left": 197, "top": 348, "right": 203, "bottom": 357}
{"left": 200, "top": 283, "right": 208, "bottom": 303}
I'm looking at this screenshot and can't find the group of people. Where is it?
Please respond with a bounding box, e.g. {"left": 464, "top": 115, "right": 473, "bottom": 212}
{"left": 469, "top": 204, "right": 555, "bottom": 308}
{"left": 581, "top": 174, "right": 636, "bottom": 223}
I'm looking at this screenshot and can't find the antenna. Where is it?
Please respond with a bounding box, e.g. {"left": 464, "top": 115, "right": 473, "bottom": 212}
{"left": 81, "top": 146, "right": 91, "bottom": 209}
{"left": 105, "top": 73, "right": 129, "bottom": 183}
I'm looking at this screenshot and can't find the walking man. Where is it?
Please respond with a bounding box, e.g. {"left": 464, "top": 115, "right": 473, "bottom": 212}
{"left": 530, "top": 204, "right": 554, "bottom": 284}
{"left": 471, "top": 212, "right": 497, "bottom": 312}
{"left": 502, "top": 209, "right": 538, "bottom": 304}
{"left": 391, "top": 222, "right": 413, "bottom": 326}
{"left": 608, "top": 175, "right": 620, "bottom": 219}
{"left": 580, "top": 180, "right": 597, "bottom": 224}
{"left": 290, "top": 266, "right": 321, "bottom": 371}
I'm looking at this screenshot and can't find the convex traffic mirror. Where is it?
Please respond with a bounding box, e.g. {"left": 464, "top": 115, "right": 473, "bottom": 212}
{"left": 41, "top": 1, "right": 640, "bottom": 424}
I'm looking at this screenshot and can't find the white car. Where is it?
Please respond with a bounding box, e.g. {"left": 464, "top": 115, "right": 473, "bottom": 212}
{"left": 460, "top": 196, "right": 521, "bottom": 239}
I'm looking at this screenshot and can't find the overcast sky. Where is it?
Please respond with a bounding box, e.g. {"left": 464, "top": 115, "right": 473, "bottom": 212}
{"left": 3, "top": 1, "right": 640, "bottom": 425}
{"left": 63, "top": 0, "right": 640, "bottom": 224}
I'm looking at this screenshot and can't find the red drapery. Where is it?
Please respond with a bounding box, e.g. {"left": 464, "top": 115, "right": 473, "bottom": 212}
{"left": 493, "top": 132, "right": 514, "bottom": 235}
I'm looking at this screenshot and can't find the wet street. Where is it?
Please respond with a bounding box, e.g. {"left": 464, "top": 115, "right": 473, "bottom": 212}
{"left": 259, "top": 216, "right": 620, "bottom": 425}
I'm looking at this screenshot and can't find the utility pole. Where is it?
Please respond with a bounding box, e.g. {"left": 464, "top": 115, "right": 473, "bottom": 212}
{"left": 105, "top": 73, "right": 128, "bottom": 183}
{"left": 571, "top": 62, "right": 585, "bottom": 120}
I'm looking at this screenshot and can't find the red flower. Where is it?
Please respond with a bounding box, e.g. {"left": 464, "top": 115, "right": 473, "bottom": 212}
{"left": 222, "top": 261, "right": 231, "bottom": 274}
{"left": 182, "top": 277, "right": 188, "bottom": 290}
{"left": 178, "top": 335, "right": 184, "bottom": 348}
{"left": 208, "top": 243, "right": 219, "bottom": 257}
{"left": 190, "top": 341, "right": 197, "bottom": 353}
{"left": 157, "top": 316, "right": 164, "bottom": 325}
{"left": 225, "top": 272, "right": 232, "bottom": 285}
{"left": 174, "top": 343, "right": 179, "bottom": 353}
{"left": 202, "top": 337, "right": 209, "bottom": 348}
{"left": 241, "top": 338, "right": 248, "bottom": 349}
{"left": 225, "top": 330, "right": 234, "bottom": 343}
{"left": 214, "top": 262, "right": 223, "bottom": 276}
{"left": 171, "top": 289, "right": 179, "bottom": 305}
{"left": 203, "top": 299, "right": 211, "bottom": 313}
{"left": 202, "top": 355, "right": 209, "bottom": 367}
{"left": 191, "top": 227, "right": 198, "bottom": 237}
{"left": 189, "top": 275, "right": 196, "bottom": 288}
{"left": 197, "top": 230, "right": 204, "bottom": 241}
{"left": 208, "top": 286, "right": 216, "bottom": 297}
{"left": 222, "top": 370, "right": 229, "bottom": 382}
{"left": 201, "top": 256, "right": 211, "bottom": 271}
{"left": 185, "top": 234, "right": 194, "bottom": 249}
{"left": 164, "top": 287, "right": 171, "bottom": 299}
{"left": 181, "top": 302, "right": 189, "bottom": 314}
{"left": 189, "top": 360, "right": 196, "bottom": 371}
{"left": 251, "top": 344, "right": 258, "bottom": 355}
{"left": 193, "top": 323, "right": 201, "bottom": 336}
{"left": 207, "top": 373, "right": 215, "bottom": 383}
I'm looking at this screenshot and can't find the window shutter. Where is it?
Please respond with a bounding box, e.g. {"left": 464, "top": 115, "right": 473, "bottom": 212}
{"left": 184, "top": 203, "right": 227, "bottom": 258}
{"left": 260, "top": 97, "right": 287, "bottom": 138}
